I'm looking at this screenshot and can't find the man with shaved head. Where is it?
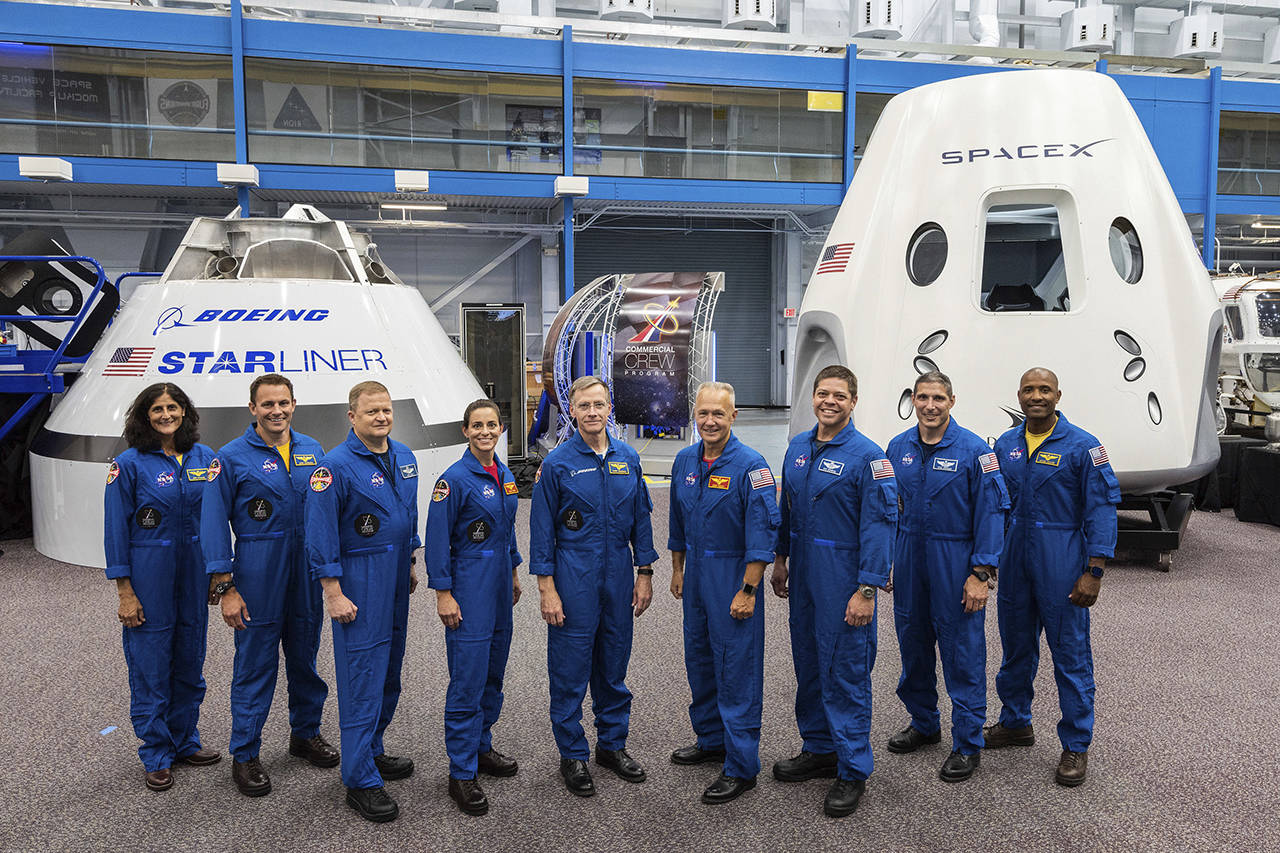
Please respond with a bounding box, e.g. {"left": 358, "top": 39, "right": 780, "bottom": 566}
{"left": 984, "top": 368, "right": 1120, "bottom": 788}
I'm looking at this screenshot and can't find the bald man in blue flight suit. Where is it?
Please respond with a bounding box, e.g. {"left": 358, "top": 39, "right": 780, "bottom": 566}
{"left": 306, "top": 381, "right": 420, "bottom": 823}
{"left": 884, "top": 371, "right": 1008, "bottom": 783}
{"left": 203, "top": 374, "right": 338, "bottom": 798}
{"left": 770, "top": 364, "right": 897, "bottom": 818}
{"left": 668, "top": 381, "right": 779, "bottom": 805}
{"left": 983, "top": 368, "right": 1119, "bottom": 788}
{"left": 530, "top": 376, "right": 658, "bottom": 798}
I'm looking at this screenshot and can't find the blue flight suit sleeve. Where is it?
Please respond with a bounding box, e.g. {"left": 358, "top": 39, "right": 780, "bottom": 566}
{"left": 306, "top": 463, "right": 345, "bottom": 579}
{"left": 667, "top": 456, "right": 687, "bottom": 553}
{"left": 970, "top": 449, "right": 1010, "bottom": 568}
{"left": 776, "top": 464, "right": 791, "bottom": 559}
{"left": 529, "top": 462, "right": 557, "bottom": 576}
{"left": 408, "top": 477, "right": 421, "bottom": 554}
{"left": 424, "top": 475, "right": 460, "bottom": 590}
{"left": 1081, "top": 442, "right": 1121, "bottom": 560}
{"left": 743, "top": 459, "right": 780, "bottom": 565}
{"left": 631, "top": 464, "right": 659, "bottom": 566}
{"left": 857, "top": 457, "right": 898, "bottom": 588}
{"left": 510, "top": 501, "right": 523, "bottom": 571}
{"left": 103, "top": 456, "right": 136, "bottom": 580}
{"left": 200, "top": 455, "right": 235, "bottom": 575}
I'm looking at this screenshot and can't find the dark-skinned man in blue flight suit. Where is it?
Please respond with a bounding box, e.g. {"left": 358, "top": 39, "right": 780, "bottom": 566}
{"left": 884, "top": 371, "right": 1009, "bottom": 783}
{"left": 770, "top": 364, "right": 897, "bottom": 818}
{"left": 530, "top": 376, "right": 658, "bottom": 798}
{"left": 305, "top": 381, "right": 420, "bottom": 823}
{"left": 425, "top": 399, "right": 523, "bottom": 817}
{"left": 203, "top": 373, "right": 338, "bottom": 798}
{"left": 668, "top": 381, "right": 779, "bottom": 805}
{"left": 984, "top": 367, "right": 1119, "bottom": 788}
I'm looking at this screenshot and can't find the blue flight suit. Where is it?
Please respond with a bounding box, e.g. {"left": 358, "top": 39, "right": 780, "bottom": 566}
{"left": 104, "top": 444, "right": 217, "bottom": 772}
{"left": 201, "top": 425, "right": 329, "bottom": 762}
{"left": 886, "top": 419, "right": 1009, "bottom": 755}
{"left": 305, "top": 430, "right": 420, "bottom": 790}
{"left": 529, "top": 433, "right": 658, "bottom": 760}
{"left": 993, "top": 412, "right": 1119, "bottom": 753}
{"left": 778, "top": 421, "right": 897, "bottom": 782}
{"left": 425, "top": 449, "right": 522, "bottom": 780}
{"left": 668, "top": 434, "right": 779, "bottom": 780}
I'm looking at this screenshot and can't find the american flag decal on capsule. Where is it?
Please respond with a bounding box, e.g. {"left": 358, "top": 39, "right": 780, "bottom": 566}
{"left": 816, "top": 243, "right": 854, "bottom": 275}
{"left": 103, "top": 346, "right": 155, "bottom": 377}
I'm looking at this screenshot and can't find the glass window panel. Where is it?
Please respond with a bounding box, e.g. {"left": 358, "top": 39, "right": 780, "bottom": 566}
{"left": 980, "top": 204, "right": 1070, "bottom": 313}
{"left": 1218, "top": 111, "right": 1280, "bottom": 197}
{"left": 853, "top": 92, "right": 893, "bottom": 177}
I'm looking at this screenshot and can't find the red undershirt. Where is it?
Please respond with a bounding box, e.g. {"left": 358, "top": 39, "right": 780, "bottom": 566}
{"left": 483, "top": 461, "right": 500, "bottom": 484}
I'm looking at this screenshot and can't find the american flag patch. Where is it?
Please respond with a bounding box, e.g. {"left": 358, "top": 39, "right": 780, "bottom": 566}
{"left": 749, "top": 467, "right": 775, "bottom": 490}
{"left": 870, "top": 458, "right": 895, "bottom": 480}
{"left": 1089, "top": 445, "right": 1109, "bottom": 467}
{"left": 980, "top": 452, "right": 1000, "bottom": 474}
{"left": 816, "top": 242, "right": 855, "bottom": 275}
{"left": 103, "top": 346, "right": 155, "bottom": 377}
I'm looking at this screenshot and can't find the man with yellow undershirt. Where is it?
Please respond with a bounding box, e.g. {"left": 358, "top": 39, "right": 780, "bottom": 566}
{"left": 984, "top": 368, "right": 1120, "bottom": 788}
{"left": 202, "top": 374, "right": 338, "bottom": 796}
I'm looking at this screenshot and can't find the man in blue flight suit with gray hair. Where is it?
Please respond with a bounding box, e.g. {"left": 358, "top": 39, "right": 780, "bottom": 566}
{"left": 530, "top": 375, "right": 658, "bottom": 798}
{"left": 770, "top": 364, "right": 897, "bottom": 818}
{"left": 203, "top": 373, "right": 338, "bottom": 798}
{"left": 884, "top": 370, "right": 1009, "bottom": 784}
{"left": 668, "top": 381, "right": 779, "bottom": 805}
{"left": 984, "top": 367, "right": 1119, "bottom": 788}
{"left": 305, "top": 380, "right": 420, "bottom": 822}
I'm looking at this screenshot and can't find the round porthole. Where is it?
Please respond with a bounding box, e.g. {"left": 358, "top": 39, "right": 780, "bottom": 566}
{"left": 1114, "top": 330, "right": 1141, "bottom": 356}
{"left": 1147, "top": 392, "right": 1162, "bottom": 425}
{"left": 913, "top": 356, "right": 939, "bottom": 375}
{"left": 898, "top": 388, "right": 914, "bottom": 420}
{"left": 917, "top": 330, "right": 948, "bottom": 355}
{"left": 906, "top": 223, "right": 947, "bottom": 287}
{"left": 1108, "top": 217, "right": 1143, "bottom": 284}
{"left": 1124, "top": 357, "right": 1146, "bottom": 382}
{"left": 32, "top": 278, "right": 83, "bottom": 316}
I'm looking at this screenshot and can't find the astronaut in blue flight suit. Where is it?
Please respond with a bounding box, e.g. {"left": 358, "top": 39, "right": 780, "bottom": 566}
{"left": 884, "top": 371, "right": 1009, "bottom": 784}
{"left": 305, "top": 381, "right": 420, "bottom": 823}
{"left": 769, "top": 365, "right": 897, "bottom": 818}
{"left": 202, "top": 373, "right": 338, "bottom": 798}
{"left": 425, "top": 399, "right": 523, "bottom": 817}
{"left": 530, "top": 376, "right": 659, "bottom": 798}
{"left": 983, "top": 368, "right": 1119, "bottom": 789}
{"left": 667, "top": 382, "right": 779, "bottom": 806}
{"left": 104, "top": 382, "right": 221, "bottom": 792}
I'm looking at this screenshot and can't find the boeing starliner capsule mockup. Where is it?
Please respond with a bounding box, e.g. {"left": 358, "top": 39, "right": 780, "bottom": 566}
{"left": 30, "top": 205, "right": 483, "bottom": 567}
{"left": 790, "top": 69, "right": 1222, "bottom": 494}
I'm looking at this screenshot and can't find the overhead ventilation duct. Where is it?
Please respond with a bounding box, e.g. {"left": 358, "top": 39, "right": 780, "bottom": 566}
{"left": 852, "top": 0, "right": 903, "bottom": 38}
{"left": 1169, "top": 3, "right": 1223, "bottom": 59}
{"left": 1060, "top": 0, "right": 1115, "bottom": 52}
{"left": 724, "top": 0, "right": 777, "bottom": 31}
{"left": 1264, "top": 23, "right": 1280, "bottom": 64}
{"left": 454, "top": 0, "right": 499, "bottom": 10}
{"left": 600, "top": 0, "right": 653, "bottom": 23}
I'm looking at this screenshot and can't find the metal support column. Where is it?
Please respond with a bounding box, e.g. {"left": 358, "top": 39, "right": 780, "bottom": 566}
{"left": 562, "top": 25, "right": 576, "bottom": 298}
{"left": 843, "top": 44, "right": 857, "bottom": 190}
{"left": 231, "top": 0, "right": 250, "bottom": 217}
{"left": 1203, "top": 65, "right": 1222, "bottom": 270}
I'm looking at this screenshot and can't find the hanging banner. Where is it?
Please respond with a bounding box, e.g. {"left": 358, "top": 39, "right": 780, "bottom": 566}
{"left": 611, "top": 271, "right": 704, "bottom": 428}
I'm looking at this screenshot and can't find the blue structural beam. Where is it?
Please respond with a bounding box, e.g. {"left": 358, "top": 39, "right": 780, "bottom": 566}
{"left": 1, "top": 2, "right": 230, "bottom": 53}
{"left": 1204, "top": 66, "right": 1223, "bottom": 269}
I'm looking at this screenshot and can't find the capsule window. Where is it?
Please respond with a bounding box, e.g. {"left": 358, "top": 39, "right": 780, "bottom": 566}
{"left": 1224, "top": 305, "right": 1244, "bottom": 341}
{"left": 1108, "top": 217, "right": 1143, "bottom": 284}
{"left": 980, "top": 204, "right": 1069, "bottom": 312}
{"left": 906, "top": 223, "right": 947, "bottom": 287}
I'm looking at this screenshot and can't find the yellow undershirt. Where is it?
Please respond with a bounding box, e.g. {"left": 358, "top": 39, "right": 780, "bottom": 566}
{"left": 1025, "top": 418, "right": 1057, "bottom": 457}
{"left": 278, "top": 440, "right": 291, "bottom": 471}
{"left": 175, "top": 453, "right": 183, "bottom": 466}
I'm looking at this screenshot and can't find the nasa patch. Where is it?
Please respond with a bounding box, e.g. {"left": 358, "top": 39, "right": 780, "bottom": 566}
{"left": 355, "top": 513, "right": 380, "bottom": 537}
{"left": 155, "top": 470, "right": 175, "bottom": 488}
{"left": 685, "top": 471, "right": 698, "bottom": 487}
{"left": 482, "top": 485, "right": 496, "bottom": 499}
{"left": 370, "top": 471, "right": 385, "bottom": 488}
{"left": 208, "top": 458, "right": 222, "bottom": 481}
{"left": 901, "top": 452, "right": 916, "bottom": 467}
{"left": 135, "top": 506, "right": 161, "bottom": 529}
{"left": 248, "top": 498, "right": 273, "bottom": 522}
{"left": 1008, "top": 448, "right": 1024, "bottom": 461}
{"left": 504, "top": 482, "right": 518, "bottom": 496}
{"left": 106, "top": 461, "right": 120, "bottom": 485}
{"left": 309, "top": 467, "right": 333, "bottom": 492}
{"left": 262, "top": 458, "right": 279, "bottom": 474}
{"left": 432, "top": 479, "right": 450, "bottom": 502}
{"left": 467, "top": 519, "right": 491, "bottom": 542}
{"left": 794, "top": 454, "right": 809, "bottom": 469}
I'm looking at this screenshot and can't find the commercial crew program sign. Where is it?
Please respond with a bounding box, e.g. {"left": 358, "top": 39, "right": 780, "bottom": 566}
{"left": 611, "top": 272, "right": 703, "bottom": 428}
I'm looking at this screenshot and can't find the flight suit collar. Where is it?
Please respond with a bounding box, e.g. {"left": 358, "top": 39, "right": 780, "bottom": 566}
{"left": 342, "top": 428, "right": 400, "bottom": 514}
{"left": 807, "top": 418, "right": 857, "bottom": 450}
{"left": 568, "top": 429, "right": 615, "bottom": 461}
{"left": 697, "top": 432, "right": 743, "bottom": 471}
{"left": 456, "top": 447, "right": 511, "bottom": 524}
{"left": 241, "top": 422, "right": 299, "bottom": 453}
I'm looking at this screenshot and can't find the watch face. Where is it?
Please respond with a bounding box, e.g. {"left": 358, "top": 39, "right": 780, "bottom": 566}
{"left": 860, "top": 586, "right": 876, "bottom": 599}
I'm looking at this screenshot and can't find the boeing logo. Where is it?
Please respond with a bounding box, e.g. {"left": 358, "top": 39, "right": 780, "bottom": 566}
{"left": 154, "top": 306, "right": 330, "bottom": 335}
{"left": 940, "top": 138, "right": 1113, "bottom": 165}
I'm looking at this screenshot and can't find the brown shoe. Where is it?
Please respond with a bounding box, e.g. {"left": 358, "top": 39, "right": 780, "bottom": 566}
{"left": 232, "top": 758, "right": 272, "bottom": 797}
{"left": 144, "top": 767, "right": 173, "bottom": 791}
{"left": 289, "top": 734, "right": 340, "bottom": 768}
{"left": 982, "top": 723, "right": 1035, "bottom": 749}
{"left": 1055, "top": 750, "right": 1088, "bottom": 787}
{"left": 178, "top": 747, "right": 222, "bottom": 766}
{"left": 477, "top": 748, "right": 518, "bottom": 778}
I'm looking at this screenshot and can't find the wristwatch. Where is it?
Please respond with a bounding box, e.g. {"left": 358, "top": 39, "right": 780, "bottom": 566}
{"left": 741, "top": 582, "right": 756, "bottom": 595}
{"left": 858, "top": 584, "right": 876, "bottom": 600}
{"left": 971, "top": 569, "right": 991, "bottom": 583}
{"left": 637, "top": 567, "right": 654, "bottom": 577}
{"left": 1084, "top": 564, "right": 1105, "bottom": 579}
{"left": 213, "top": 579, "right": 236, "bottom": 596}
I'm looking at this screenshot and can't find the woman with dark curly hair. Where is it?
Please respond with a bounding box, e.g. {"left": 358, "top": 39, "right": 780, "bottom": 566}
{"left": 104, "top": 382, "right": 221, "bottom": 791}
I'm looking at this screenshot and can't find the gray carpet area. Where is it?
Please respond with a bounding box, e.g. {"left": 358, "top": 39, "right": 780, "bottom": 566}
{"left": 1, "top": 496, "right": 1278, "bottom": 853}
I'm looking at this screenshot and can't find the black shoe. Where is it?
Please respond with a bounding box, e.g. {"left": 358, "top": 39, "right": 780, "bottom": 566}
{"left": 448, "top": 777, "right": 489, "bottom": 816}
{"left": 886, "top": 726, "right": 942, "bottom": 754}
{"left": 289, "top": 734, "right": 340, "bottom": 769}
{"left": 983, "top": 723, "right": 1036, "bottom": 749}
{"left": 701, "top": 773, "right": 757, "bottom": 805}
{"left": 373, "top": 753, "right": 414, "bottom": 781}
{"left": 939, "top": 751, "right": 980, "bottom": 783}
{"left": 232, "top": 757, "right": 271, "bottom": 797}
{"left": 670, "top": 744, "right": 727, "bottom": 766}
{"left": 477, "top": 748, "right": 518, "bottom": 778}
{"left": 772, "top": 750, "right": 838, "bottom": 783}
{"left": 345, "top": 786, "right": 399, "bottom": 823}
{"left": 824, "top": 778, "right": 866, "bottom": 818}
{"left": 559, "top": 758, "right": 595, "bottom": 797}
{"left": 596, "top": 748, "right": 647, "bottom": 783}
